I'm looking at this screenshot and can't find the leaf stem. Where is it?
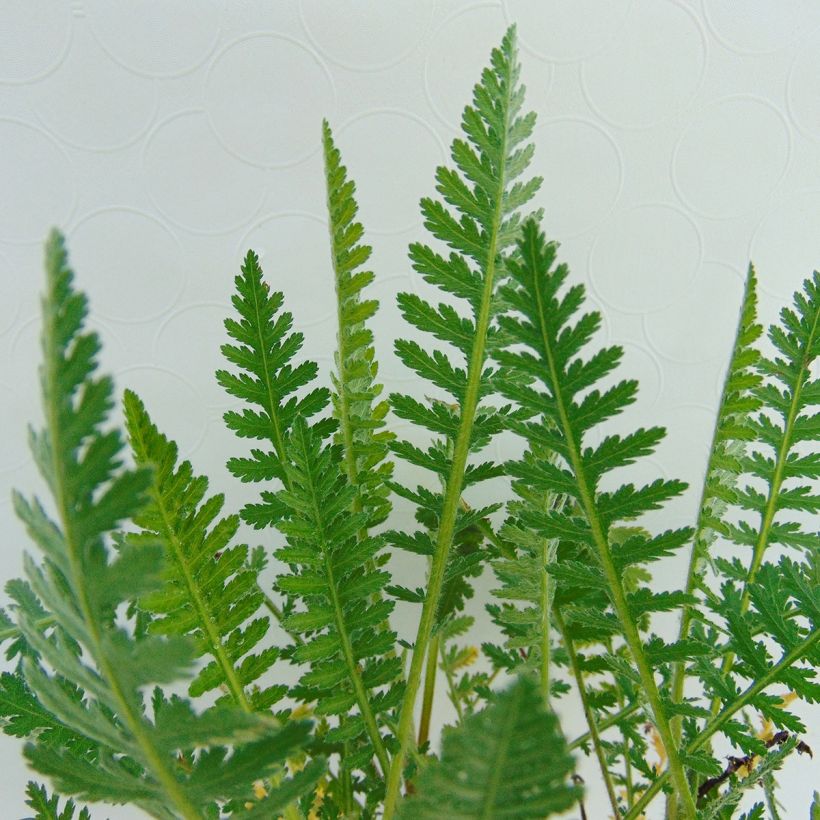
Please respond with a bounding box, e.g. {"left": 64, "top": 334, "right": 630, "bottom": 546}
{"left": 556, "top": 610, "right": 621, "bottom": 817}
{"left": 567, "top": 700, "right": 641, "bottom": 751}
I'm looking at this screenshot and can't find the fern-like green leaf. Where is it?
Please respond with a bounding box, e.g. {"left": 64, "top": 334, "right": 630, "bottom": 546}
{"left": 275, "top": 417, "right": 401, "bottom": 778}
{"left": 217, "top": 249, "right": 333, "bottom": 529}
{"left": 11, "top": 231, "right": 321, "bottom": 817}
{"left": 383, "top": 27, "right": 541, "bottom": 813}
{"left": 397, "top": 676, "right": 579, "bottom": 819}
{"left": 494, "top": 218, "right": 698, "bottom": 812}
{"left": 692, "top": 271, "right": 820, "bottom": 759}
{"left": 24, "top": 781, "right": 90, "bottom": 820}
{"left": 123, "top": 389, "right": 284, "bottom": 712}
{"left": 323, "top": 120, "right": 393, "bottom": 530}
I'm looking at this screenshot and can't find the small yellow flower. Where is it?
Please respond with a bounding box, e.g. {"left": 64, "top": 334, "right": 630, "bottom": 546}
{"left": 453, "top": 646, "right": 479, "bottom": 670}
{"left": 291, "top": 702, "right": 314, "bottom": 720}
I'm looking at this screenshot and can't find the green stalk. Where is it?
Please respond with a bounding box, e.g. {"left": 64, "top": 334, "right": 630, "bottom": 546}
{"left": 530, "top": 271, "right": 697, "bottom": 816}
{"left": 442, "top": 647, "right": 465, "bottom": 724}
{"left": 381, "top": 61, "right": 514, "bottom": 820}
{"left": 567, "top": 700, "right": 640, "bottom": 751}
{"left": 538, "top": 537, "right": 551, "bottom": 709}
{"left": 417, "top": 635, "right": 440, "bottom": 748}
{"left": 556, "top": 610, "right": 620, "bottom": 817}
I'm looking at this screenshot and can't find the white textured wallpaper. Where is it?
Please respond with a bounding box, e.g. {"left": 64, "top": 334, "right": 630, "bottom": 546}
{"left": 1, "top": 1, "right": 819, "bottom": 817}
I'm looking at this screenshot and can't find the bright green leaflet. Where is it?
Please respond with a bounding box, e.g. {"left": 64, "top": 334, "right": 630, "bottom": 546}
{"left": 10, "top": 231, "right": 322, "bottom": 819}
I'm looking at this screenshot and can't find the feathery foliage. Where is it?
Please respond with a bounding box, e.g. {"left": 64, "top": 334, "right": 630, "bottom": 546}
{"left": 397, "top": 676, "right": 579, "bottom": 819}
{"left": 2, "top": 22, "right": 818, "bottom": 820}
{"left": 493, "top": 218, "right": 699, "bottom": 811}
{"left": 24, "top": 782, "right": 91, "bottom": 820}
{"left": 123, "top": 390, "right": 283, "bottom": 712}
{"left": 274, "top": 417, "right": 400, "bottom": 779}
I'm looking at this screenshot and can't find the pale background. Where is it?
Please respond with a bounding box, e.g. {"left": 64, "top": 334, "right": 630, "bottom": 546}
{"left": 1, "top": 0, "right": 819, "bottom": 817}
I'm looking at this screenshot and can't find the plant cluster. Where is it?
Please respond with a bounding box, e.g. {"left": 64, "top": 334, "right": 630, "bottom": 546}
{"left": 1, "top": 26, "right": 818, "bottom": 820}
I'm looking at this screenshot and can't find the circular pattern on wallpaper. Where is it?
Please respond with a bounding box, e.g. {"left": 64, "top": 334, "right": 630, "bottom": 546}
{"left": 582, "top": 0, "right": 706, "bottom": 129}
{"left": 0, "top": 251, "right": 24, "bottom": 336}
{"left": 750, "top": 191, "right": 820, "bottom": 302}
{"left": 589, "top": 204, "right": 702, "bottom": 315}
{"left": 337, "top": 110, "right": 445, "bottom": 235}
{"left": 703, "top": 0, "right": 809, "bottom": 55}
{"left": 32, "top": 30, "right": 157, "bottom": 151}
{"left": 85, "top": 0, "right": 223, "bottom": 77}
{"left": 644, "top": 261, "right": 744, "bottom": 364}
{"left": 143, "top": 111, "right": 266, "bottom": 234}
{"left": 0, "top": 120, "right": 75, "bottom": 243}
{"left": 206, "top": 34, "right": 334, "bottom": 168}
{"left": 153, "top": 303, "right": 234, "bottom": 409}
{"left": 0, "top": 0, "right": 72, "bottom": 84}
{"left": 787, "top": 39, "right": 820, "bottom": 141}
{"left": 425, "top": 3, "right": 552, "bottom": 131}
{"left": 673, "top": 97, "right": 790, "bottom": 219}
{"left": 299, "top": 0, "right": 432, "bottom": 71}
{"left": 239, "top": 212, "right": 338, "bottom": 332}
{"left": 69, "top": 209, "right": 186, "bottom": 324}
{"left": 530, "top": 118, "right": 622, "bottom": 238}
{"left": 503, "top": 0, "right": 632, "bottom": 63}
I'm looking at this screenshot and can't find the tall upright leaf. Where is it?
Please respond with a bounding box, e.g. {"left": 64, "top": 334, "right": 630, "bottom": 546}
{"left": 216, "top": 250, "right": 332, "bottom": 530}
{"left": 383, "top": 27, "right": 541, "bottom": 814}
{"left": 322, "top": 120, "right": 393, "bottom": 530}
{"left": 493, "top": 219, "right": 699, "bottom": 814}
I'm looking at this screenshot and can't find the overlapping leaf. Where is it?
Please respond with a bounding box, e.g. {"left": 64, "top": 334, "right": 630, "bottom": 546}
{"left": 398, "top": 677, "right": 579, "bottom": 818}
{"left": 323, "top": 120, "right": 393, "bottom": 530}
{"left": 274, "top": 418, "right": 401, "bottom": 779}
{"left": 123, "top": 390, "right": 283, "bottom": 712}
